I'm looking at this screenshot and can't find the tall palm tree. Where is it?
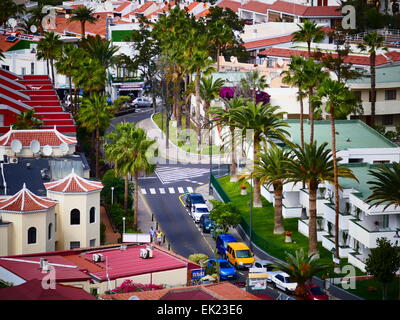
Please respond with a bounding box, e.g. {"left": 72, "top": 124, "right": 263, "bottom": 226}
{"left": 77, "top": 93, "right": 114, "bottom": 179}
{"left": 357, "top": 32, "right": 387, "bottom": 126}
{"left": 80, "top": 35, "right": 119, "bottom": 69}
{"left": 209, "top": 97, "right": 245, "bottom": 182}
{"left": 230, "top": 102, "right": 290, "bottom": 207}
{"left": 73, "top": 57, "right": 106, "bottom": 94}
{"left": 36, "top": 32, "right": 62, "bottom": 85}
{"left": 286, "top": 142, "right": 357, "bottom": 256}
{"left": 239, "top": 70, "right": 268, "bottom": 103}
{"left": 366, "top": 163, "right": 400, "bottom": 210}
{"left": 317, "top": 78, "right": 360, "bottom": 259}
{"left": 200, "top": 76, "right": 225, "bottom": 128}
{"left": 292, "top": 20, "right": 325, "bottom": 58}
{"left": 245, "top": 146, "right": 293, "bottom": 234}
{"left": 68, "top": 6, "right": 97, "bottom": 38}
{"left": 207, "top": 19, "right": 234, "bottom": 72}
{"left": 281, "top": 56, "right": 308, "bottom": 149}
{"left": 13, "top": 110, "right": 43, "bottom": 129}
{"left": 270, "top": 249, "right": 331, "bottom": 299}
{"left": 105, "top": 122, "right": 157, "bottom": 227}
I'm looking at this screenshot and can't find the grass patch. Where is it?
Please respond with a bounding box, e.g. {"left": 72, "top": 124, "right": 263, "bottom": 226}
{"left": 347, "top": 278, "right": 400, "bottom": 300}
{"left": 153, "top": 112, "right": 222, "bottom": 155}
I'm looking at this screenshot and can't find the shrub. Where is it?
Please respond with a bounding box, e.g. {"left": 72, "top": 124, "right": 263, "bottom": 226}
{"left": 108, "top": 203, "right": 133, "bottom": 233}
{"left": 188, "top": 253, "right": 209, "bottom": 266}
{"left": 101, "top": 169, "right": 133, "bottom": 207}
{"left": 111, "top": 280, "right": 164, "bottom": 293}
{"left": 100, "top": 222, "right": 106, "bottom": 245}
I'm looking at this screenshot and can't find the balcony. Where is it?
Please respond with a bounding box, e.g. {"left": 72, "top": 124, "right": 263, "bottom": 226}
{"left": 348, "top": 219, "right": 400, "bottom": 249}
{"left": 282, "top": 204, "right": 302, "bottom": 218}
{"left": 323, "top": 202, "right": 353, "bottom": 231}
{"left": 111, "top": 76, "right": 144, "bottom": 84}
{"left": 321, "top": 235, "right": 354, "bottom": 258}
{"left": 299, "top": 189, "right": 328, "bottom": 216}
{"left": 348, "top": 252, "right": 367, "bottom": 273}
{"left": 298, "top": 219, "right": 328, "bottom": 242}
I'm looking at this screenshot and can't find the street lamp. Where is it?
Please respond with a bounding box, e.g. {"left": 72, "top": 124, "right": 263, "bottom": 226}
{"left": 249, "top": 172, "right": 253, "bottom": 252}
{"left": 122, "top": 216, "right": 126, "bottom": 235}
{"left": 111, "top": 186, "right": 114, "bottom": 205}
{"left": 209, "top": 125, "right": 213, "bottom": 196}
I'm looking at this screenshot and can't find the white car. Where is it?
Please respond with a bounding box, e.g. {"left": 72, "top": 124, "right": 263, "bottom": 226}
{"left": 249, "top": 260, "right": 280, "bottom": 282}
{"left": 132, "top": 97, "right": 152, "bottom": 108}
{"left": 191, "top": 204, "right": 209, "bottom": 223}
{"left": 271, "top": 272, "right": 297, "bottom": 293}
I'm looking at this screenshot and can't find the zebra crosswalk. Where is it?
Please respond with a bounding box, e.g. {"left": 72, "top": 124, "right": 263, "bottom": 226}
{"left": 155, "top": 166, "right": 209, "bottom": 184}
{"left": 141, "top": 186, "right": 194, "bottom": 195}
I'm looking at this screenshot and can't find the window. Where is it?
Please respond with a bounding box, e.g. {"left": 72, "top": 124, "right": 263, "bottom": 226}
{"left": 89, "top": 207, "right": 96, "bottom": 223}
{"left": 352, "top": 91, "right": 362, "bottom": 101}
{"left": 349, "top": 158, "right": 363, "bottom": 163}
{"left": 27, "top": 227, "right": 37, "bottom": 244}
{"left": 1, "top": 65, "right": 9, "bottom": 71}
{"left": 0, "top": 115, "right": 4, "bottom": 127}
{"left": 21, "top": 67, "right": 26, "bottom": 75}
{"left": 90, "top": 239, "right": 96, "bottom": 247}
{"left": 48, "top": 223, "right": 53, "bottom": 240}
{"left": 373, "top": 160, "right": 390, "bottom": 164}
{"left": 383, "top": 215, "right": 389, "bottom": 229}
{"left": 70, "top": 209, "right": 80, "bottom": 225}
{"left": 385, "top": 90, "right": 397, "bottom": 100}
{"left": 383, "top": 114, "right": 393, "bottom": 125}
{"left": 31, "top": 62, "right": 34, "bottom": 75}
{"left": 70, "top": 241, "right": 80, "bottom": 249}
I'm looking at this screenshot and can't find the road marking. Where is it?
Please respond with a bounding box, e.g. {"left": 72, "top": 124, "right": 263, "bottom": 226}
{"left": 168, "top": 187, "right": 175, "bottom": 194}
{"left": 178, "top": 194, "right": 186, "bottom": 206}
{"left": 149, "top": 188, "right": 156, "bottom": 194}
{"left": 159, "top": 188, "right": 165, "bottom": 194}
{"left": 187, "top": 187, "right": 194, "bottom": 193}
{"left": 178, "top": 187, "right": 184, "bottom": 194}
{"left": 141, "top": 188, "right": 147, "bottom": 194}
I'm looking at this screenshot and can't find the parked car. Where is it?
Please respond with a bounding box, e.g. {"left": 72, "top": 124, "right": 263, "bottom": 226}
{"left": 199, "top": 214, "right": 215, "bottom": 233}
{"left": 132, "top": 97, "right": 152, "bottom": 108}
{"left": 191, "top": 203, "right": 209, "bottom": 223}
{"left": 207, "top": 258, "right": 237, "bottom": 280}
{"left": 225, "top": 242, "right": 255, "bottom": 269}
{"left": 304, "top": 284, "right": 329, "bottom": 300}
{"left": 215, "top": 234, "right": 237, "bottom": 257}
{"left": 270, "top": 272, "right": 297, "bottom": 294}
{"left": 249, "top": 259, "right": 279, "bottom": 282}
{"left": 185, "top": 193, "right": 206, "bottom": 209}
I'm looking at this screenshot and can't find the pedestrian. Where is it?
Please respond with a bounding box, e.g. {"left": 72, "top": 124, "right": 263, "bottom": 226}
{"left": 156, "top": 230, "right": 163, "bottom": 246}
{"left": 149, "top": 226, "right": 156, "bottom": 242}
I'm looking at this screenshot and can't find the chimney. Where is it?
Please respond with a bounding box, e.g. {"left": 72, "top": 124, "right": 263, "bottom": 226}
{"left": 40, "top": 258, "right": 49, "bottom": 272}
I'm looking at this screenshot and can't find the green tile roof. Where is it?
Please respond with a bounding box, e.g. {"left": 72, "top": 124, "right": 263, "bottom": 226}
{"left": 285, "top": 119, "right": 398, "bottom": 149}
{"left": 348, "top": 64, "right": 400, "bottom": 84}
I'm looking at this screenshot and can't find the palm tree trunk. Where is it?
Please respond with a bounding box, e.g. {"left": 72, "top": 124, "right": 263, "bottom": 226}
{"left": 185, "top": 74, "right": 191, "bottom": 131}
{"left": 300, "top": 96, "right": 305, "bottom": 149}
{"left": 308, "top": 183, "right": 319, "bottom": 256}
{"left": 253, "top": 134, "right": 262, "bottom": 208}
{"left": 216, "top": 46, "right": 221, "bottom": 72}
{"left": 68, "top": 76, "right": 73, "bottom": 113}
{"left": 309, "top": 88, "right": 314, "bottom": 144}
{"left": 195, "top": 70, "right": 202, "bottom": 152}
{"left": 294, "top": 283, "right": 309, "bottom": 300}
{"left": 95, "top": 127, "right": 100, "bottom": 179}
{"left": 124, "top": 174, "right": 129, "bottom": 215}
{"left": 273, "top": 184, "right": 285, "bottom": 234}
{"left": 175, "top": 77, "right": 182, "bottom": 132}
{"left": 81, "top": 21, "right": 85, "bottom": 38}
{"left": 50, "top": 58, "right": 55, "bottom": 86}
{"left": 134, "top": 172, "right": 139, "bottom": 230}
{"left": 370, "top": 53, "right": 376, "bottom": 126}
{"left": 330, "top": 109, "right": 340, "bottom": 260}
{"left": 230, "top": 126, "right": 238, "bottom": 182}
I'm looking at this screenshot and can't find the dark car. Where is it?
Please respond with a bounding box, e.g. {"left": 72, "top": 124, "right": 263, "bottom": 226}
{"left": 199, "top": 214, "right": 215, "bottom": 233}
{"left": 304, "top": 284, "right": 329, "bottom": 300}
{"left": 185, "top": 193, "right": 206, "bottom": 209}
{"left": 215, "top": 233, "right": 237, "bottom": 257}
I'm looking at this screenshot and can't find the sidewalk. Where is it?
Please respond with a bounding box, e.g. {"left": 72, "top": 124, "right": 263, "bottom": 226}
{"left": 137, "top": 115, "right": 231, "bottom": 165}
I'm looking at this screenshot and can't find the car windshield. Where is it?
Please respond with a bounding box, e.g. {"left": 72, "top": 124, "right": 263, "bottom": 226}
{"left": 284, "top": 276, "right": 294, "bottom": 283}
{"left": 191, "top": 195, "right": 205, "bottom": 203}
{"left": 236, "top": 250, "right": 252, "bottom": 258}
{"left": 309, "top": 287, "right": 325, "bottom": 295}
{"left": 219, "top": 262, "right": 232, "bottom": 268}
{"left": 196, "top": 208, "right": 209, "bottom": 213}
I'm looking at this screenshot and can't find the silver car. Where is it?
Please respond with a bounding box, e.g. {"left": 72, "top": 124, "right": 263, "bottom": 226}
{"left": 132, "top": 97, "right": 152, "bottom": 108}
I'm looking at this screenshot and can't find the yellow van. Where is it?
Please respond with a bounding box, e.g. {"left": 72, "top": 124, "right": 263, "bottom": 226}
{"left": 225, "top": 242, "right": 255, "bottom": 269}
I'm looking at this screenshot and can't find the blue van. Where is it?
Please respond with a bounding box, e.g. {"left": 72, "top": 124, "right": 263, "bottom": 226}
{"left": 216, "top": 234, "right": 237, "bottom": 257}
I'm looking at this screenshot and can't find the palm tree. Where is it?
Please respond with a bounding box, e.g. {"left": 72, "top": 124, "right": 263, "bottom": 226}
{"left": 36, "top": 32, "right": 62, "bottom": 85}
{"left": 77, "top": 93, "right": 114, "bottom": 179}
{"left": 73, "top": 57, "right": 106, "bottom": 94}
{"left": 357, "top": 32, "right": 387, "bottom": 126}
{"left": 239, "top": 70, "right": 268, "bottom": 103}
{"left": 209, "top": 97, "right": 245, "bottom": 182}
{"left": 317, "top": 78, "right": 360, "bottom": 259}
{"left": 366, "top": 163, "right": 400, "bottom": 210}
{"left": 105, "top": 122, "right": 157, "bottom": 227}
{"left": 13, "top": 110, "right": 43, "bottom": 129}
{"left": 200, "top": 76, "right": 225, "bottom": 128}
{"left": 270, "top": 249, "right": 331, "bottom": 299}
{"left": 80, "top": 35, "right": 119, "bottom": 69}
{"left": 286, "top": 142, "right": 357, "bottom": 256}
{"left": 230, "top": 102, "right": 290, "bottom": 207}
{"left": 281, "top": 56, "right": 308, "bottom": 149}
{"left": 246, "top": 146, "right": 293, "bottom": 234}
{"left": 292, "top": 20, "right": 325, "bottom": 58}
{"left": 68, "top": 6, "right": 97, "bottom": 38}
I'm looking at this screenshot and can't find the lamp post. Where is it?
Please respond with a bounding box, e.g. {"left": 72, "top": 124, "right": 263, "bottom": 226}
{"left": 122, "top": 216, "right": 126, "bottom": 235}
{"left": 209, "top": 125, "right": 213, "bottom": 196}
{"left": 249, "top": 172, "right": 253, "bottom": 252}
{"left": 111, "top": 186, "right": 114, "bottom": 205}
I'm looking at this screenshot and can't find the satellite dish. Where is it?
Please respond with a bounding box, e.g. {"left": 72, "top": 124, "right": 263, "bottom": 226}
{"left": 30, "top": 140, "right": 41, "bottom": 154}
{"left": 277, "top": 59, "right": 284, "bottom": 67}
{"left": 65, "top": 14, "right": 70, "bottom": 19}
{"left": 30, "top": 25, "right": 37, "bottom": 34}
{"left": 7, "top": 18, "right": 17, "bottom": 28}
{"left": 11, "top": 139, "right": 22, "bottom": 153}
{"left": 59, "top": 142, "right": 69, "bottom": 155}
{"left": 43, "top": 145, "right": 53, "bottom": 156}
{"left": 128, "top": 296, "right": 140, "bottom": 300}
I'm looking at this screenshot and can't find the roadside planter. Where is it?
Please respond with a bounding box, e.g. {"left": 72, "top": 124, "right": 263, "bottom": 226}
{"left": 285, "top": 231, "right": 293, "bottom": 243}
{"left": 240, "top": 184, "right": 247, "bottom": 195}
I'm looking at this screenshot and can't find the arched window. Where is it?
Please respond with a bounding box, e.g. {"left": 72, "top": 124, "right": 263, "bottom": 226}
{"left": 27, "top": 227, "right": 37, "bottom": 244}
{"left": 89, "top": 207, "right": 95, "bottom": 224}
{"left": 48, "top": 223, "right": 53, "bottom": 240}
{"left": 70, "top": 209, "right": 80, "bottom": 225}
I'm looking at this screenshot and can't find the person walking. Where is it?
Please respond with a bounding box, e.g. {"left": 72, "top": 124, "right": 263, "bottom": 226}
{"left": 156, "top": 229, "right": 163, "bottom": 246}
{"left": 149, "top": 226, "right": 156, "bottom": 242}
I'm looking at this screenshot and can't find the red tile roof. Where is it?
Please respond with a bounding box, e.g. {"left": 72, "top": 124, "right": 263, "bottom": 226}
{"left": 136, "top": 1, "right": 155, "bottom": 13}
{"left": 244, "top": 34, "right": 294, "bottom": 49}
{"left": 0, "top": 279, "right": 97, "bottom": 300}
{"left": 102, "top": 282, "right": 262, "bottom": 300}
{"left": 0, "top": 34, "right": 21, "bottom": 52}
{"left": 44, "top": 170, "right": 103, "bottom": 194}
{"left": 0, "top": 128, "right": 77, "bottom": 147}
{"left": 217, "top": 0, "right": 243, "bottom": 12}
{"left": 241, "top": 1, "right": 272, "bottom": 14}
{"left": 267, "top": 0, "right": 341, "bottom": 17}
{"left": 0, "top": 184, "right": 57, "bottom": 213}
{"left": 115, "top": 1, "right": 131, "bottom": 12}
{"left": 186, "top": 1, "right": 200, "bottom": 12}
{"left": 196, "top": 8, "right": 210, "bottom": 18}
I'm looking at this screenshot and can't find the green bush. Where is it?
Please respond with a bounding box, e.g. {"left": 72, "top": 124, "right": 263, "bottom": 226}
{"left": 108, "top": 203, "right": 134, "bottom": 233}
{"left": 100, "top": 222, "right": 106, "bottom": 245}
{"left": 101, "top": 169, "right": 133, "bottom": 207}
{"left": 188, "top": 253, "right": 209, "bottom": 266}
